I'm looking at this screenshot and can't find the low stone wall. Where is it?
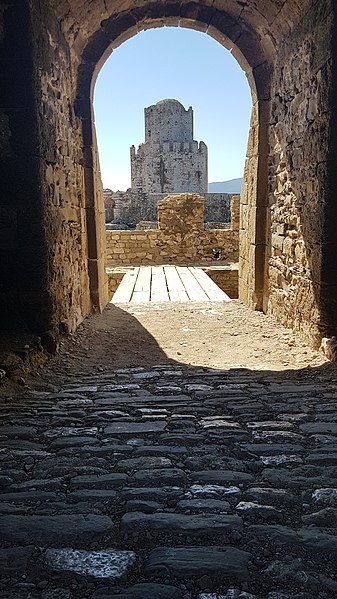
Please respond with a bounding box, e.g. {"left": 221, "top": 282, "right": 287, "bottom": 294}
{"left": 107, "top": 190, "right": 233, "bottom": 229}
{"left": 106, "top": 268, "right": 128, "bottom": 295}
{"left": 204, "top": 265, "right": 239, "bottom": 299}
{"left": 106, "top": 194, "right": 239, "bottom": 267}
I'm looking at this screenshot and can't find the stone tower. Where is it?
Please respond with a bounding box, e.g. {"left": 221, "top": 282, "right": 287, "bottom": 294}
{"left": 130, "top": 99, "right": 208, "bottom": 195}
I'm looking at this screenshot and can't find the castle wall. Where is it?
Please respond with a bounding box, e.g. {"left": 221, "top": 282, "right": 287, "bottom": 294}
{"left": 204, "top": 194, "right": 231, "bottom": 224}
{"left": 131, "top": 141, "right": 207, "bottom": 195}
{"left": 265, "top": 0, "right": 335, "bottom": 344}
{"left": 108, "top": 190, "right": 233, "bottom": 229}
{"left": 106, "top": 194, "right": 239, "bottom": 267}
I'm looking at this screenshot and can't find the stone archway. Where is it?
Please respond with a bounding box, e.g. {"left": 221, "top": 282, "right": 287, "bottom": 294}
{"left": 75, "top": 3, "right": 273, "bottom": 317}
{"left": 0, "top": 0, "right": 335, "bottom": 348}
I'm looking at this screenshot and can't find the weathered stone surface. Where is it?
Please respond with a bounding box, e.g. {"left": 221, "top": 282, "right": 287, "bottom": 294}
{"left": 0, "top": 491, "right": 60, "bottom": 503}
{"left": 121, "top": 512, "right": 242, "bottom": 535}
{"left": 116, "top": 456, "right": 172, "bottom": 471}
{"left": 106, "top": 194, "right": 239, "bottom": 267}
{"left": 2, "top": 339, "right": 337, "bottom": 598}
{"left": 245, "top": 487, "right": 296, "bottom": 506}
{"left": 0, "top": 426, "right": 37, "bottom": 438}
{"left": 10, "top": 477, "right": 65, "bottom": 492}
{"left": 236, "top": 501, "right": 283, "bottom": 522}
{"left": 0, "top": 546, "right": 35, "bottom": 574}
{"left": 189, "top": 484, "right": 242, "bottom": 498}
{"left": 266, "top": 0, "right": 336, "bottom": 342}
{"left": 68, "top": 490, "right": 117, "bottom": 501}
{"left": 93, "top": 583, "right": 182, "bottom": 599}
{"left": 263, "top": 557, "right": 320, "bottom": 591}
{"left": 199, "top": 593, "right": 256, "bottom": 599}
{"left": 104, "top": 421, "right": 167, "bottom": 434}
{"left": 242, "top": 444, "right": 304, "bottom": 455}
{"left": 0, "top": 515, "right": 113, "bottom": 545}
{"left": 43, "top": 548, "right": 136, "bottom": 578}
{"left": 49, "top": 436, "right": 98, "bottom": 449}
{"left": 124, "top": 499, "right": 162, "bottom": 513}
{"left": 191, "top": 470, "right": 254, "bottom": 484}
{"left": 249, "top": 525, "right": 337, "bottom": 552}
{"left": 312, "top": 488, "right": 337, "bottom": 506}
{"left": 70, "top": 474, "right": 127, "bottom": 489}
{"left": 177, "top": 499, "right": 231, "bottom": 513}
{"left": 300, "top": 422, "right": 337, "bottom": 434}
{"left": 135, "top": 445, "right": 187, "bottom": 456}
{"left": 133, "top": 468, "right": 187, "bottom": 486}
{"left": 121, "top": 486, "right": 181, "bottom": 502}
{"left": 302, "top": 507, "right": 337, "bottom": 526}
{"left": 146, "top": 546, "right": 251, "bottom": 580}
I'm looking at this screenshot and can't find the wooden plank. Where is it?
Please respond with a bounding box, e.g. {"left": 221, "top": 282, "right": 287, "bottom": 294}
{"left": 175, "top": 266, "right": 209, "bottom": 301}
{"left": 164, "top": 266, "right": 190, "bottom": 301}
{"left": 189, "top": 267, "right": 231, "bottom": 302}
{"left": 111, "top": 267, "right": 140, "bottom": 303}
{"left": 151, "top": 266, "right": 170, "bottom": 302}
{"left": 131, "top": 266, "right": 152, "bottom": 303}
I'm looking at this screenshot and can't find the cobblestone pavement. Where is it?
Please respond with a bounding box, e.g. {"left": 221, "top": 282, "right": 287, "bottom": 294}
{"left": 1, "top": 363, "right": 337, "bottom": 598}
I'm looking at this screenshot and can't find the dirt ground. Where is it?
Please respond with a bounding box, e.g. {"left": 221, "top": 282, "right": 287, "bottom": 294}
{"left": 34, "top": 299, "right": 329, "bottom": 386}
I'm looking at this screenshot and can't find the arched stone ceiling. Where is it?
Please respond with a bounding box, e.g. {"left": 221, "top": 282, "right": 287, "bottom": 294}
{"left": 54, "top": 0, "right": 311, "bottom": 55}
{"left": 50, "top": 0, "right": 311, "bottom": 102}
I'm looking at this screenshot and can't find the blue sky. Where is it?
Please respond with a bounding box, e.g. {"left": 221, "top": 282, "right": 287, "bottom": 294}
{"left": 94, "top": 27, "right": 252, "bottom": 191}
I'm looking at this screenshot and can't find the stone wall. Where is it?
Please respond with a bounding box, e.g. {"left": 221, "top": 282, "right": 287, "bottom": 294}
{"left": 0, "top": 1, "right": 47, "bottom": 331}
{"left": 131, "top": 141, "right": 208, "bottom": 195}
{"left": 30, "top": 1, "right": 94, "bottom": 334}
{"left": 111, "top": 190, "right": 153, "bottom": 228}
{"left": 1, "top": 0, "right": 336, "bottom": 351}
{"left": 103, "top": 189, "right": 115, "bottom": 223}
{"left": 205, "top": 266, "right": 239, "bottom": 299}
{"left": 204, "top": 194, "right": 231, "bottom": 224}
{"left": 106, "top": 194, "right": 239, "bottom": 267}
{"left": 266, "top": 1, "right": 335, "bottom": 344}
{"left": 110, "top": 190, "right": 232, "bottom": 229}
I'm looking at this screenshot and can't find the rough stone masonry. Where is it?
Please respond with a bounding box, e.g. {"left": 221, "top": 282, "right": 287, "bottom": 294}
{"left": 106, "top": 193, "right": 239, "bottom": 267}
{"left": 0, "top": 1, "right": 336, "bottom": 350}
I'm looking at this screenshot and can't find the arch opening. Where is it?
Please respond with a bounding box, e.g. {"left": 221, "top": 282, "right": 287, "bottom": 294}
{"left": 94, "top": 27, "right": 251, "bottom": 236}
{"left": 0, "top": 0, "right": 334, "bottom": 354}
{"left": 75, "top": 6, "right": 272, "bottom": 315}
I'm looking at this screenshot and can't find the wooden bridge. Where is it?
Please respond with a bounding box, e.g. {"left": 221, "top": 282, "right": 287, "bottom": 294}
{"left": 111, "top": 266, "right": 231, "bottom": 303}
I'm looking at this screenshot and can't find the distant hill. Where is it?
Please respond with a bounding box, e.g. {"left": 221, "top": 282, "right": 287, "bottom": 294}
{"left": 208, "top": 178, "right": 243, "bottom": 194}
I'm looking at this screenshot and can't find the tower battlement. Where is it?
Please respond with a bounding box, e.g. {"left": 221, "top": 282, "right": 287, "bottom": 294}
{"left": 131, "top": 140, "right": 207, "bottom": 156}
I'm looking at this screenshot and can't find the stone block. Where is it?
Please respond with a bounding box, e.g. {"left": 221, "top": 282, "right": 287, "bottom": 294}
{"left": 0, "top": 515, "right": 113, "bottom": 545}
{"left": 121, "top": 512, "right": 242, "bottom": 536}
{"left": 146, "top": 546, "right": 251, "bottom": 580}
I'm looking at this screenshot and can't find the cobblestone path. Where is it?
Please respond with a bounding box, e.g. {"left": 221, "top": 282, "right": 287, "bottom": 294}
{"left": 1, "top": 364, "right": 337, "bottom": 598}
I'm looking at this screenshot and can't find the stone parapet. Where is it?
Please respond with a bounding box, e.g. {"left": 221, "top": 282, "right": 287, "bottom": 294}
{"left": 106, "top": 194, "right": 239, "bottom": 267}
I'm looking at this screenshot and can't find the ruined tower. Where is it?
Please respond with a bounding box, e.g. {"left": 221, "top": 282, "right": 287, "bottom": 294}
{"left": 130, "top": 99, "right": 208, "bottom": 195}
